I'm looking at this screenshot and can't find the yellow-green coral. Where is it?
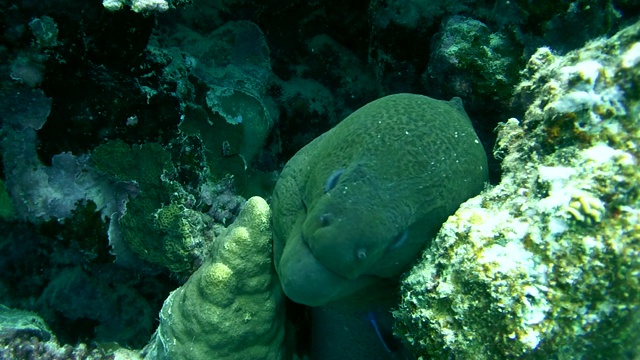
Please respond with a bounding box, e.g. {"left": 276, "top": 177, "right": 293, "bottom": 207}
{"left": 143, "top": 197, "right": 286, "bottom": 360}
{"left": 395, "top": 20, "right": 640, "bottom": 359}
{"left": 153, "top": 203, "right": 211, "bottom": 274}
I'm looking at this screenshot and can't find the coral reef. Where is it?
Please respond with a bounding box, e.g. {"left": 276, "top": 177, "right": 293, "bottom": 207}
{"left": 425, "top": 15, "right": 522, "bottom": 112}
{"left": 1, "top": 0, "right": 639, "bottom": 358}
{"left": 395, "top": 19, "right": 640, "bottom": 359}
{"left": 199, "top": 175, "right": 246, "bottom": 225}
{"left": 143, "top": 196, "right": 286, "bottom": 360}
{"left": 102, "top": 0, "right": 191, "bottom": 13}
{"left": 92, "top": 139, "right": 217, "bottom": 275}
{"left": 0, "top": 305, "right": 141, "bottom": 360}
{"left": 370, "top": 0, "right": 474, "bottom": 29}
{"left": 169, "top": 20, "right": 274, "bottom": 192}
{"left": 0, "top": 96, "right": 126, "bottom": 224}
{"left": 37, "top": 266, "right": 154, "bottom": 346}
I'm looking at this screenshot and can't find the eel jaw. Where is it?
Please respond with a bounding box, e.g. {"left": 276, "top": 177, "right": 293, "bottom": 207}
{"left": 276, "top": 233, "right": 378, "bottom": 307}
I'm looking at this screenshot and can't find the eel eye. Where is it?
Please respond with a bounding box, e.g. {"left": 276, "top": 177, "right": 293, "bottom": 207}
{"left": 356, "top": 248, "right": 367, "bottom": 260}
{"left": 324, "top": 169, "right": 345, "bottom": 192}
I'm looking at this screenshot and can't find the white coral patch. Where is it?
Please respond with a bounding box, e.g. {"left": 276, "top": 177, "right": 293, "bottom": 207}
{"left": 522, "top": 285, "right": 549, "bottom": 326}
{"left": 582, "top": 143, "right": 634, "bottom": 165}
{"left": 521, "top": 328, "right": 542, "bottom": 349}
{"left": 102, "top": 0, "right": 124, "bottom": 11}
{"left": 560, "top": 60, "right": 603, "bottom": 89}
{"left": 132, "top": 0, "right": 169, "bottom": 12}
{"left": 478, "top": 241, "right": 535, "bottom": 274}
{"left": 548, "top": 90, "right": 602, "bottom": 114}
{"left": 621, "top": 42, "right": 640, "bottom": 69}
{"left": 538, "top": 166, "right": 575, "bottom": 210}
{"left": 547, "top": 216, "right": 569, "bottom": 235}
{"left": 582, "top": 236, "right": 604, "bottom": 253}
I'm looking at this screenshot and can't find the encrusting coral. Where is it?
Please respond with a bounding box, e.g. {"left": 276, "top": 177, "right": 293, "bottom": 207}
{"left": 142, "top": 196, "right": 286, "bottom": 360}
{"left": 394, "top": 19, "right": 640, "bottom": 360}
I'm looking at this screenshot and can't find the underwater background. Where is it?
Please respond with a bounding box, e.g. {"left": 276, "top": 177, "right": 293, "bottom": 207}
{"left": 0, "top": 0, "right": 639, "bottom": 359}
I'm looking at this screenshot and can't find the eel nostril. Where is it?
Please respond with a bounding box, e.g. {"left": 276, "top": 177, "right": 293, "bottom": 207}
{"left": 319, "top": 213, "right": 333, "bottom": 227}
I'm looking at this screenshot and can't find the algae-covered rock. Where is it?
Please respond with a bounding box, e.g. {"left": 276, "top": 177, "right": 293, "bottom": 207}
{"left": 178, "top": 21, "right": 273, "bottom": 187}
{"left": 0, "top": 304, "right": 143, "bottom": 359}
{"left": 395, "top": 20, "right": 640, "bottom": 360}
{"left": 143, "top": 196, "right": 286, "bottom": 360}
{"left": 426, "top": 15, "right": 523, "bottom": 111}
{"left": 37, "top": 266, "right": 154, "bottom": 346}
{"left": 93, "top": 140, "right": 173, "bottom": 266}
{"left": 93, "top": 139, "right": 212, "bottom": 275}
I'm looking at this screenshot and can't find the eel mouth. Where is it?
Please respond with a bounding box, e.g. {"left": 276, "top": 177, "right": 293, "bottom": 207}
{"left": 277, "top": 233, "right": 377, "bottom": 307}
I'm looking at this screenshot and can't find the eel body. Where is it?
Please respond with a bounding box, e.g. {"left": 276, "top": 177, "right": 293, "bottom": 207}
{"left": 272, "top": 93, "right": 488, "bottom": 307}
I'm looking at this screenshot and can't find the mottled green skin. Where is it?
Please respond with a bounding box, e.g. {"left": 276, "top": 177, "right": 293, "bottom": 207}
{"left": 272, "top": 93, "right": 488, "bottom": 307}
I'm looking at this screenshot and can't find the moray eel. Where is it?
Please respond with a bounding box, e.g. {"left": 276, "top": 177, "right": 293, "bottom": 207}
{"left": 272, "top": 93, "right": 488, "bottom": 307}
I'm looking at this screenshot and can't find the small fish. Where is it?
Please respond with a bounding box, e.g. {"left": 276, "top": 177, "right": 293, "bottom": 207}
{"left": 388, "top": 228, "right": 409, "bottom": 251}
{"left": 367, "top": 310, "right": 393, "bottom": 353}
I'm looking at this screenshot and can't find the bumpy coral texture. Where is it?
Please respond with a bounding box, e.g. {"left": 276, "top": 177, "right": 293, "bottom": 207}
{"left": 143, "top": 196, "right": 286, "bottom": 360}
{"left": 395, "top": 20, "right": 640, "bottom": 359}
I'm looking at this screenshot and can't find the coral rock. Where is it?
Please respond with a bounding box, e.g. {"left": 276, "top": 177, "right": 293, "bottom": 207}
{"left": 143, "top": 196, "right": 286, "bottom": 360}
{"left": 395, "top": 19, "right": 640, "bottom": 360}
